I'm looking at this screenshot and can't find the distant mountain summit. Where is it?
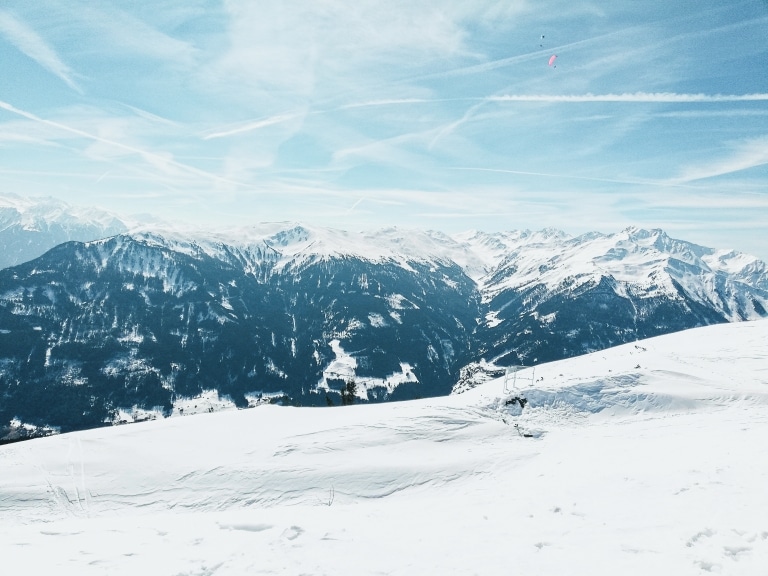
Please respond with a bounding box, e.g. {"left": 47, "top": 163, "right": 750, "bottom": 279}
{"left": 0, "top": 193, "right": 130, "bottom": 269}
{"left": 468, "top": 225, "right": 768, "bottom": 366}
{"left": 0, "top": 198, "right": 766, "bottom": 442}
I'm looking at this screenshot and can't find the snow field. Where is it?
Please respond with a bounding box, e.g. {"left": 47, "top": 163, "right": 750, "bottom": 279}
{"left": 1, "top": 319, "right": 767, "bottom": 575}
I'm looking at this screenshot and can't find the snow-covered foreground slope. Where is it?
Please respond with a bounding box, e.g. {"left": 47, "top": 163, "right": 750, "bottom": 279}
{"left": 2, "top": 320, "right": 767, "bottom": 575}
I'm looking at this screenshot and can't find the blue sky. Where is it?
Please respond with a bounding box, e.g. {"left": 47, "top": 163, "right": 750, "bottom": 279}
{"left": 1, "top": 0, "right": 767, "bottom": 259}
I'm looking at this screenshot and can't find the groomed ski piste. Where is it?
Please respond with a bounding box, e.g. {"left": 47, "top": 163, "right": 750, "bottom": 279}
{"left": 1, "top": 319, "right": 767, "bottom": 575}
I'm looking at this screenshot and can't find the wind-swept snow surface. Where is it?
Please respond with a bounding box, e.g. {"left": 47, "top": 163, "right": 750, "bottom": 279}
{"left": 2, "top": 320, "right": 768, "bottom": 575}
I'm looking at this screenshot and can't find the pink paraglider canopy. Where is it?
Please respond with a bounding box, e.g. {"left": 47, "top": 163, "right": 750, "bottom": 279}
{"left": 548, "top": 54, "right": 557, "bottom": 66}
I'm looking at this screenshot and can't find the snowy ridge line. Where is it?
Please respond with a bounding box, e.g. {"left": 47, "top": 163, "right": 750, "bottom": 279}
{"left": 0, "top": 192, "right": 127, "bottom": 230}
{"left": 84, "top": 225, "right": 465, "bottom": 279}
{"left": 2, "top": 191, "right": 766, "bottom": 305}
{"left": 2, "top": 191, "right": 767, "bottom": 292}
{"left": 83, "top": 222, "right": 768, "bottom": 297}
{"left": 457, "top": 319, "right": 768, "bottom": 423}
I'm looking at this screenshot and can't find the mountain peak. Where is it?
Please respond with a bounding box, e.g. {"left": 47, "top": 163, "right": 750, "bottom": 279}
{"left": 264, "top": 223, "right": 313, "bottom": 248}
{"left": 621, "top": 226, "right": 668, "bottom": 243}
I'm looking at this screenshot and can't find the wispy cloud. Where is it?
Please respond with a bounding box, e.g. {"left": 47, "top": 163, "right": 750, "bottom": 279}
{"left": 206, "top": 1, "right": 510, "bottom": 106}
{"left": 428, "top": 100, "right": 487, "bottom": 150}
{"left": 338, "top": 98, "right": 442, "bottom": 110}
{"left": 73, "top": 4, "right": 198, "bottom": 68}
{"left": 202, "top": 113, "right": 304, "bottom": 140}
{"left": 488, "top": 93, "right": 768, "bottom": 103}
{"left": 0, "top": 100, "right": 244, "bottom": 188}
{"left": 0, "top": 10, "right": 81, "bottom": 92}
{"left": 0, "top": 129, "right": 64, "bottom": 147}
{"left": 642, "top": 189, "right": 768, "bottom": 210}
{"left": 672, "top": 136, "right": 768, "bottom": 183}
{"left": 120, "top": 104, "right": 180, "bottom": 128}
{"left": 331, "top": 128, "right": 434, "bottom": 168}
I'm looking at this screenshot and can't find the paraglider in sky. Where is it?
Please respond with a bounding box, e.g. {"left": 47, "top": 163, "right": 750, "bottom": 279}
{"left": 548, "top": 54, "right": 557, "bottom": 67}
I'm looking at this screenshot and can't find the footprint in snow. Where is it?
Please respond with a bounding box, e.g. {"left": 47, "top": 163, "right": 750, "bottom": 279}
{"left": 282, "top": 525, "right": 304, "bottom": 541}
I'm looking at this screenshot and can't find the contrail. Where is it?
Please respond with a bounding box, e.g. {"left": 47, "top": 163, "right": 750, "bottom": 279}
{"left": 345, "top": 197, "right": 365, "bottom": 215}
{"left": 0, "top": 99, "right": 247, "bottom": 188}
{"left": 487, "top": 92, "right": 768, "bottom": 103}
{"left": 202, "top": 113, "right": 301, "bottom": 140}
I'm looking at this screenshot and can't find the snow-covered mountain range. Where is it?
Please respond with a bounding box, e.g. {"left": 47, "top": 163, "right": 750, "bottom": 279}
{"left": 0, "top": 196, "right": 767, "bottom": 441}
{"left": 3, "top": 319, "right": 767, "bottom": 574}
{"left": 0, "top": 193, "right": 130, "bottom": 270}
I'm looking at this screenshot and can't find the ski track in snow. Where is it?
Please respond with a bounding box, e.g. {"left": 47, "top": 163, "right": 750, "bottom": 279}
{"left": 1, "top": 320, "right": 768, "bottom": 575}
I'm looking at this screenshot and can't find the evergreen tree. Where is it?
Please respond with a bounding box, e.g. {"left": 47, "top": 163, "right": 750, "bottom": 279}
{"left": 341, "top": 379, "right": 357, "bottom": 406}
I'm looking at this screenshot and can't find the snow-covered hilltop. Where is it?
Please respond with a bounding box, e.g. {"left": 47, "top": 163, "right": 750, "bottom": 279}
{"left": 2, "top": 319, "right": 767, "bottom": 574}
